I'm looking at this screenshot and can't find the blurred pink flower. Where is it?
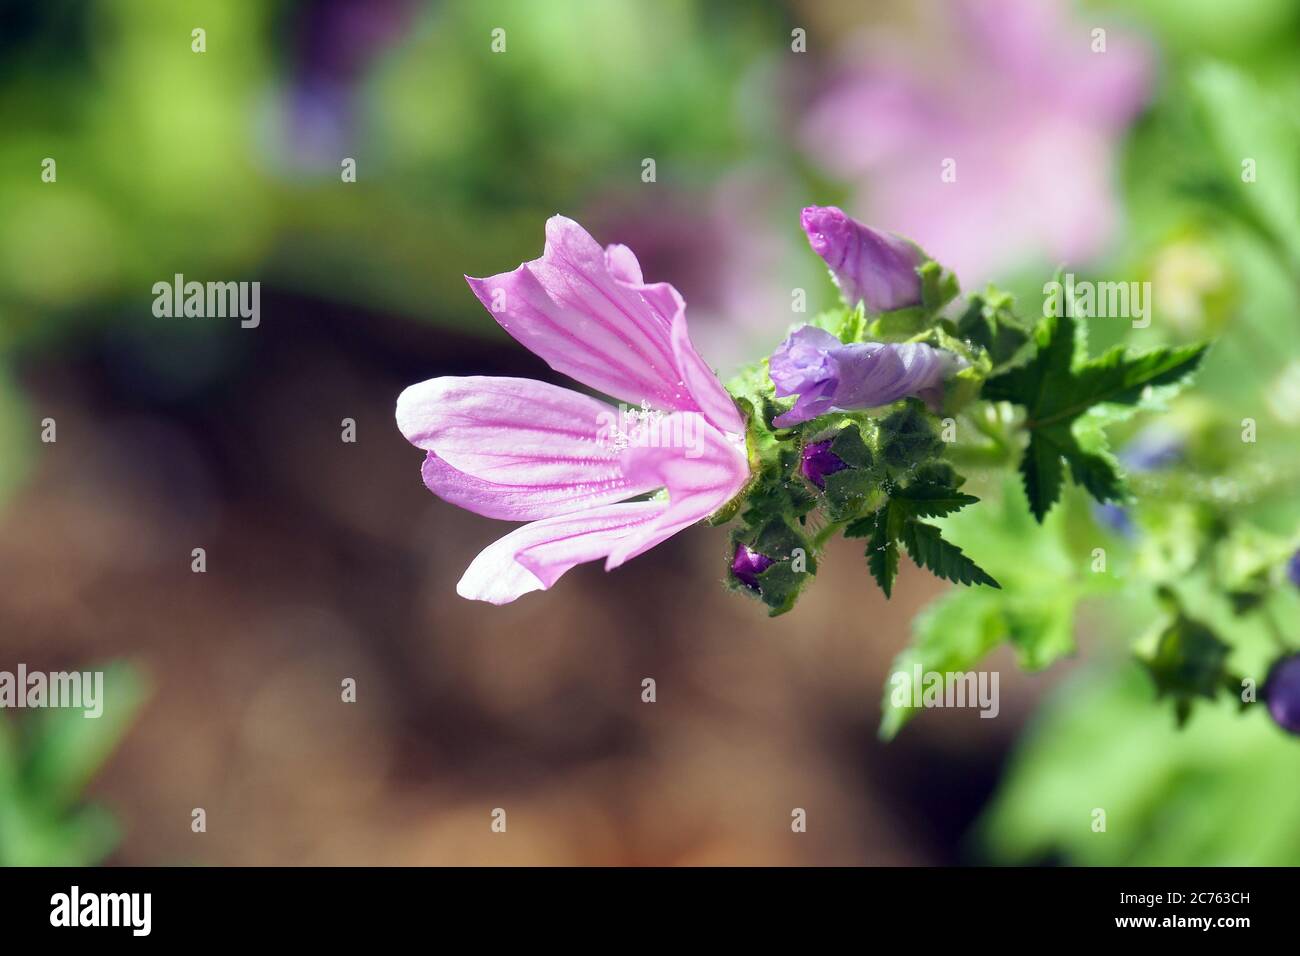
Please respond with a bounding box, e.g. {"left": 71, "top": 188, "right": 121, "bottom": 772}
{"left": 584, "top": 169, "right": 806, "bottom": 370}
{"left": 396, "top": 217, "right": 749, "bottom": 604}
{"left": 801, "top": 0, "right": 1152, "bottom": 284}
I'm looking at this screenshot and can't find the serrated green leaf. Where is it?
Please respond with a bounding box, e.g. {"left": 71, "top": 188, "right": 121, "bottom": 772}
{"left": 901, "top": 521, "right": 1001, "bottom": 590}
{"left": 1042, "top": 342, "right": 1209, "bottom": 429}
{"left": 893, "top": 467, "right": 979, "bottom": 518}
{"left": 1019, "top": 431, "right": 1065, "bottom": 522}
{"left": 985, "top": 309, "right": 1207, "bottom": 520}
{"left": 866, "top": 517, "right": 900, "bottom": 598}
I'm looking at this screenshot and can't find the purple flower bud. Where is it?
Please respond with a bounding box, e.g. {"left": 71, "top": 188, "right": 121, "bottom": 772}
{"left": 1264, "top": 653, "right": 1300, "bottom": 736}
{"left": 731, "top": 543, "right": 774, "bottom": 591}
{"left": 1288, "top": 549, "right": 1300, "bottom": 590}
{"left": 801, "top": 439, "right": 848, "bottom": 489}
{"left": 768, "top": 325, "right": 961, "bottom": 427}
{"left": 801, "top": 206, "right": 925, "bottom": 313}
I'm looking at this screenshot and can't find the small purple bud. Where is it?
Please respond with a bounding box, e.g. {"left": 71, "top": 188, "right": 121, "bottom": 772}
{"left": 769, "top": 325, "right": 961, "bottom": 427}
{"left": 731, "top": 543, "right": 774, "bottom": 591}
{"left": 801, "top": 205, "right": 925, "bottom": 313}
{"left": 1288, "top": 549, "right": 1300, "bottom": 590}
{"left": 1264, "top": 653, "right": 1300, "bottom": 736}
{"left": 801, "top": 439, "right": 848, "bottom": 489}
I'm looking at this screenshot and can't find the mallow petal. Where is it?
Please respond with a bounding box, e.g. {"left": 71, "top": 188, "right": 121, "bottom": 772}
{"left": 601, "top": 242, "right": 743, "bottom": 434}
{"left": 670, "top": 308, "right": 745, "bottom": 435}
{"left": 603, "top": 243, "right": 644, "bottom": 285}
{"left": 801, "top": 205, "right": 924, "bottom": 313}
{"left": 465, "top": 216, "right": 693, "bottom": 411}
{"left": 833, "top": 342, "right": 944, "bottom": 408}
{"left": 457, "top": 501, "right": 668, "bottom": 605}
{"left": 397, "top": 376, "right": 656, "bottom": 520}
{"left": 605, "top": 416, "right": 749, "bottom": 568}
{"left": 768, "top": 325, "right": 843, "bottom": 396}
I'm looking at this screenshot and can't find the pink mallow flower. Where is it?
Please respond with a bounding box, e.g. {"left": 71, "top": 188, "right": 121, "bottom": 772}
{"left": 396, "top": 216, "right": 750, "bottom": 604}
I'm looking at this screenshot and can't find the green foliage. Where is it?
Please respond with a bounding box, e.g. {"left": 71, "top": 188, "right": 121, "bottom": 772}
{"left": 846, "top": 463, "right": 997, "bottom": 599}
{"left": 879, "top": 587, "right": 1006, "bottom": 740}
{"left": 899, "top": 521, "right": 1001, "bottom": 590}
{"left": 978, "top": 661, "right": 1300, "bottom": 866}
{"left": 878, "top": 478, "right": 1106, "bottom": 737}
{"left": 860, "top": 259, "right": 958, "bottom": 341}
{"left": 954, "top": 288, "right": 1032, "bottom": 368}
{"left": 983, "top": 310, "right": 1207, "bottom": 520}
{"left": 819, "top": 424, "right": 877, "bottom": 520}
{"left": 876, "top": 401, "right": 946, "bottom": 473}
{"left": 0, "top": 663, "right": 145, "bottom": 866}
{"left": 1135, "top": 588, "right": 1238, "bottom": 726}
{"left": 724, "top": 432, "right": 818, "bottom": 615}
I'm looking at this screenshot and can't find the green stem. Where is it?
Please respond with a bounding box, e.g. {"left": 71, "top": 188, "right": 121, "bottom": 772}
{"left": 1262, "top": 604, "right": 1293, "bottom": 653}
{"left": 813, "top": 519, "right": 848, "bottom": 550}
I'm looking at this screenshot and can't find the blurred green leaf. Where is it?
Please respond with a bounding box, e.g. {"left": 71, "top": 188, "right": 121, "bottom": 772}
{"left": 978, "top": 660, "right": 1300, "bottom": 865}
{"left": 0, "top": 662, "right": 146, "bottom": 866}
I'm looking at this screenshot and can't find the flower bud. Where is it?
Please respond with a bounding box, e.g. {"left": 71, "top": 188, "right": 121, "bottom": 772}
{"left": 801, "top": 205, "right": 924, "bottom": 313}
{"left": 769, "top": 325, "right": 960, "bottom": 427}
{"left": 801, "top": 439, "right": 848, "bottom": 489}
{"left": 730, "top": 543, "right": 774, "bottom": 591}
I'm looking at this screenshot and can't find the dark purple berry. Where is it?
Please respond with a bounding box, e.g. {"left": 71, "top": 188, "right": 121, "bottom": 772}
{"left": 1264, "top": 653, "right": 1300, "bottom": 736}
{"left": 1287, "top": 549, "right": 1300, "bottom": 590}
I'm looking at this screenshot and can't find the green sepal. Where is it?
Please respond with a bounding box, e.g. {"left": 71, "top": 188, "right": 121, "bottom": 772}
{"left": 1135, "top": 586, "right": 1235, "bottom": 727}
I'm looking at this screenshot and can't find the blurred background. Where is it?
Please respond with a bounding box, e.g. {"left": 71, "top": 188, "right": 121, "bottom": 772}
{"left": 2, "top": 0, "right": 1299, "bottom": 865}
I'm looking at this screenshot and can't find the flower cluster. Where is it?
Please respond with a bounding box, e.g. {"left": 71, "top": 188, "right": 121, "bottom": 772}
{"left": 396, "top": 205, "right": 1300, "bottom": 740}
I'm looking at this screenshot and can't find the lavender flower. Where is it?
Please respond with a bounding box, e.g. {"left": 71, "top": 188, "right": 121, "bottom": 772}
{"left": 768, "top": 325, "right": 959, "bottom": 427}
{"left": 801, "top": 206, "right": 925, "bottom": 313}
{"left": 731, "top": 543, "right": 774, "bottom": 591}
